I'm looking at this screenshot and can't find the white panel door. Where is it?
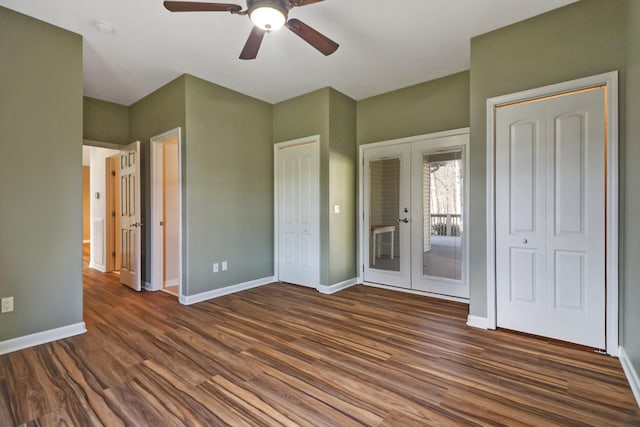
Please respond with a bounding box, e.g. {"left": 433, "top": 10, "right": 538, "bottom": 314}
{"left": 544, "top": 89, "right": 605, "bottom": 347}
{"left": 363, "top": 144, "right": 411, "bottom": 288}
{"left": 496, "top": 102, "right": 547, "bottom": 336}
{"left": 120, "top": 141, "right": 141, "bottom": 291}
{"left": 278, "top": 142, "right": 320, "bottom": 286}
{"left": 496, "top": 88, "right": 605, "bottom": 348}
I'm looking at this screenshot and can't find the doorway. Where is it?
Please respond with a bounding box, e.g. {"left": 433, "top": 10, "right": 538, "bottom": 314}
{"left": 486, "top": 72, "right": 619, "bottom": 354}
{"left": 360, "top": 129, "right": 469, "bottom": 299}
{"left": 150, "top": 128, "right": 183, "bottom": 297}
{"left": 83, "top": 144, "right": 121, "bottom": 273}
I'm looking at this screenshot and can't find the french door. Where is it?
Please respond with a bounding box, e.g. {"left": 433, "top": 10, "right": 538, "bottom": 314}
{"left": 362, "top": 132, "right": 469, "bottom": 298}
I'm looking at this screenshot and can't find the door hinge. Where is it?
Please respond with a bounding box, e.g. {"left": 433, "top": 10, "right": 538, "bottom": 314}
{"left": 362, "top": 264, "right": 365, "bottom": 272}
{"left": 112, "top": 251, "right": 116, "bottom": 258}
{"left": 111, "top": 171, "right": 116, "bottom": 176}
{"left": 112, "top": 211, "right": 116, "bottom": 217}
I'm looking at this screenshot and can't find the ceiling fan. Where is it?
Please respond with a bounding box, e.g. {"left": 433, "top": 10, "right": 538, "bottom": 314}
{"left": 163, "top": 0, "right": 339, "bottom": 60}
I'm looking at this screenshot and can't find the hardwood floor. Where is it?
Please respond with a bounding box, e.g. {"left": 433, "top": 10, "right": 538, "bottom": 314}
{"left": 1, "top": 248, "right": 639, "bottom": 426}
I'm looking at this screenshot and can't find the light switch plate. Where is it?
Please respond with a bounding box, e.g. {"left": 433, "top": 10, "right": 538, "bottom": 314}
{"left": 1, "top": 297, "right": 14, "bottom": 313}
{"left": 222, "top": 261, "right": 228, "bottom": 271}
{"left": 213, "top": 263, "right": 219, "bottom": 273}
{"left": 333, "top": 204, "right": 341, "bottom": 214}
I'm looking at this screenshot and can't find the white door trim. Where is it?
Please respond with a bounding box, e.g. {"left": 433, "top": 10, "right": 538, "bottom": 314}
{"left": 357, "top": 128, "right": 471, "bottom": 295}
{"left": 273, "top": 135, "right": 321, "bottom": 287}
{"left": 150, "top": 127, "right": 184, "bottom": 299}
{"left": 485, "top": 71, "right": 619, "bottom": 355}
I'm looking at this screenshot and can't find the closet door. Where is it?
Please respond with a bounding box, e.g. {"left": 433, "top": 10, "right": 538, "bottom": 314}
{"left": 277, "top": 141, "right": 320, "bottom": 286}
{"left": 495, "top": 101, "right": 547, "bottom": 337}
{"left": 495, "top": 88, "right": 606, "bottom": 349}
{"left": 544, "top": 89, "right": 605, "bottom": 348}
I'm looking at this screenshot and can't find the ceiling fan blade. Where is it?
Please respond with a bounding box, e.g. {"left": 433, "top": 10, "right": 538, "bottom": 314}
{"left": 239, "top": 27, "right": 266, "bottom": 60}
{"left": 286, "top": 19, "right": 339, "bottom": 56}
{"left": 291, "top": 0, "right": 325, "bottom": 6}
{"left": 163, "top": 1, "right": 242, "bottom": 13}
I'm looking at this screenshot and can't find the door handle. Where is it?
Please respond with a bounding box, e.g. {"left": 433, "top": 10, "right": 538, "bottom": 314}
{"left": 398, "top": 218, "right": 409, "bottom": 223}
{"left": 522, "top": 238, "right": 528, "bottom": 244}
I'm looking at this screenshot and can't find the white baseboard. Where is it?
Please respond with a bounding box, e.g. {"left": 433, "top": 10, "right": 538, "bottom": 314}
{"left": 164, "top": 279, "right": 179, "bottom": 287}
{"left": 0, "top": 322, "right": 87, "bottom": 355}
{"left": 619, "top": 346, "right": 640, "bottom": 408}
{"left": 316, "top": 278, "right": 358, "bottom": 295}
{"left": 179, "top": 276, "right": 275, "bottom": 305}
{"left": 88, "top": 262, "right": 106, "bottom": 273}
{"left": 361, "top": 281, "right": 470, "bottom": 304}
{"left": 467, "top": 315, "right": 489, "bottom": 329}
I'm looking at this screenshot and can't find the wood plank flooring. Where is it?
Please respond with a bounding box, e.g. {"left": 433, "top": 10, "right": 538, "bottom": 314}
{"left": 1, "top": 247, "right": 639, "bottom": 426}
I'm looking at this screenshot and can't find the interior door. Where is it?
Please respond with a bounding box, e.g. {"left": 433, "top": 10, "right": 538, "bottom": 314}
{"left": 363, "top": 144, "right": 411, "bottom": 288}
{"left": 120, "top": 141, "right": 142, "bottom": 291}
{"left": 411, "top": 134, "right": 468, "bottom": 298}
{"left": 496, "top": 88, "right": 606, "bottom": 348}
{"left": 277, "top": 141, "right": 320, "bottom": 286}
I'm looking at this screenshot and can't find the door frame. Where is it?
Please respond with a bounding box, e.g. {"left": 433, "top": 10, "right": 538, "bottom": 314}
{"left": 485, "top": 71, "right": 619, "bottom": 355}
{"left": 273, "top": 135, "right": 321, "bottom": 287}
{"left": 358, "top": 127, "right": 471, "bottom": 302}
{"left": 150, "top": 127, "right": 184, "bottom": 298}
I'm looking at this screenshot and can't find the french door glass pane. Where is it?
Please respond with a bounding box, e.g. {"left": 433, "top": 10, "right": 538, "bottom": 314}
{"left": 369, "top": 158, "right": 400, "bottom": 271}
{"left": 422, "top": 150, "right": 463, "bottom": 280}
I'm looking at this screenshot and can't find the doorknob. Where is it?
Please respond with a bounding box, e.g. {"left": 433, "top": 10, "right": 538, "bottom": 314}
{"left": 398, "top": 218, "right": 409, "bottom": 223}
{"left": 522, "top": 238, "right": 528, "bottom": 244}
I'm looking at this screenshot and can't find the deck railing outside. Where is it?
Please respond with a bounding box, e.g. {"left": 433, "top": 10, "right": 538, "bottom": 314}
{"left": 430, "top": 214, "right": 462, "bottom": 236}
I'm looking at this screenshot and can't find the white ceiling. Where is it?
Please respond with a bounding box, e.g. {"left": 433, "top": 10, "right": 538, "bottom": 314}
{"left": 1, "top": 0, "right": 577, "bottom": 106}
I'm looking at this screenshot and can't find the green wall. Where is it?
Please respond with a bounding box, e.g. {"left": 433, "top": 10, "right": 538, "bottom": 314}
{"left": 0, "top": 7, "right": 83, "bottom": 340}
{"left": 357, "top": 71, "right": 470, "bottom": 145}
{"left": 273, "top": 88, "right": 358, "bottom": 286}
{"left": 623, "top": 0, "right": 640, "bottom": 377}
{"left": 468, "top": 0, "right": 627, "bottom": 317}
{"left": 83, "top": 97, "right": 129, "bottom": 145}
{"left": 129, "top": 76, "right": 187, "bottom": 283}
{"left": 184, "top": 75, "right": 274, "bottom": 295}
{"left": 273, "top": 89, "right": 331, "bottom": 284}
{"left": 329, "top": 90, "right": 357, "bottom": 284}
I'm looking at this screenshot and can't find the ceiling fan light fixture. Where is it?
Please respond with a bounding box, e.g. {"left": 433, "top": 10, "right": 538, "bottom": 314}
{"left": 249, "top": 0, "right": 287, "bottom": 31}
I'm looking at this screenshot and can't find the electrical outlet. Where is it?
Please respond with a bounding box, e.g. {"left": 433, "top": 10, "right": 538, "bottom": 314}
{"left": 213, "top": 262, "right": 219, "bottom": 273}
{"left": 1, "top": 297, "right": 14, "bottom": 313}
{"left": 222, "top": 261, "right": 228, "bottom": 271}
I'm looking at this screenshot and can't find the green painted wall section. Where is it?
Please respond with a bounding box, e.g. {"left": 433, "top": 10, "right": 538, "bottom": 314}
{"left": 273, "top": 88, "right": 358, "bottom": 286}
{"left": 0, "top": 7, "right": 83, "bottom": 340}
{"left": 329, "top": 90, "right": 357, "bottom": 284}
{"left": 129, "top": 76, "right": 187, "bottom": 283}
{"left": 184, "top": 75, "right": 273, "bottom": 295}
{"left": 468, "top": 0, "right": 627, "bottom": 317}
{"left": 623, "top": 0, "right": 640, "bottom": 377}
{"left": 83, "top": 96, "right": 129, "bottom": 145}
{"left": 273, "top": 89, "right": 332, "bottom": 285}
{"left": 357, "top": 71, "right": 470, "bottom": 145}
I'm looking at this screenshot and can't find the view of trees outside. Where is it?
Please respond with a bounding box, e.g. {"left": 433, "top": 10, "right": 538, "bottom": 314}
{"left": 427, "top": 152, "right": 463, "bottom": 236}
